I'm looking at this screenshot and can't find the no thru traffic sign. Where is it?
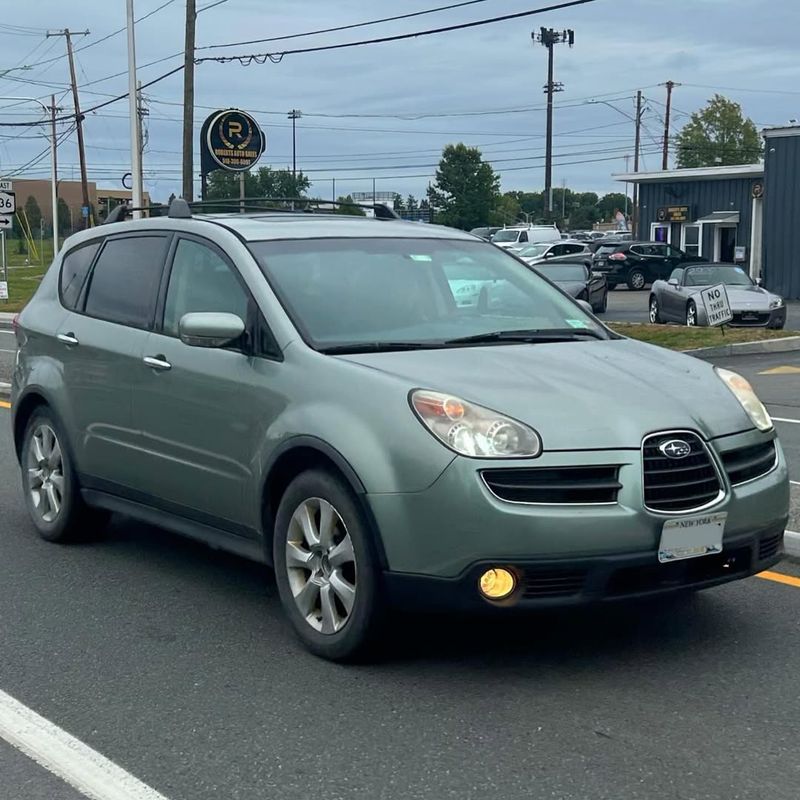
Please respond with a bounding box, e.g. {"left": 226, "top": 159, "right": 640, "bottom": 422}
{"left": 700, "top": 284, "right": 733, "bottom": 327}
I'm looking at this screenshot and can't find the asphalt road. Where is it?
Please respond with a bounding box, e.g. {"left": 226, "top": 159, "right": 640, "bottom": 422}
{"left": 0, "top": 329, "right": 15, "bottom": 386}
{"left": 2, "top": 349, "right": 800, "bottom": 799}
{"left": 605, "top": 287, "right": 800, "bottom": 329}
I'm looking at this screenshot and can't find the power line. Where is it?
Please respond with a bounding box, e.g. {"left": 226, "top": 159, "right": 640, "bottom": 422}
{"left": 197, "top": 0, "right": 495, "bottom": 51}
{"left": 195, "top": 0, "right": 598, "bottom": 65}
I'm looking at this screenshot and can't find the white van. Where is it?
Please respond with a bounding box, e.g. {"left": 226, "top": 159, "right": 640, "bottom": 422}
{"left": 490, "top": 224, "right": 562, "bottom": 250}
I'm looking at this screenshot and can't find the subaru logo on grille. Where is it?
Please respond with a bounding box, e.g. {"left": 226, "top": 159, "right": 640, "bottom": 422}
{"left": 659, "top": 439, "right": 692, "bottom": 459}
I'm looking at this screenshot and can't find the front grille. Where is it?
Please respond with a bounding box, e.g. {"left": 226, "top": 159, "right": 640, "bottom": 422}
{"left": 730, "top": 312, "right": 770, "bottom": 327}
{"left": 607, "top": 547, "right": 751, "bottom": 597}
{"left": 482, "top": 466, "right": 621, "bottom": 504}
{"left": 642, "top": 432, "right": 722, "bottom": 513}
{"left": 721, "top": 441, "right": 777, "bottom": 485}
{"left": 523, "top": 568, "right": 588, "bottom": 599}
{"left": 758, "top": 531, "right": 784, "bottom": 561}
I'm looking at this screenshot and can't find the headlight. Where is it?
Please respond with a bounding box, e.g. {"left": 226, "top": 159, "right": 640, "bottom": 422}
{"left": 769, "top": 296, "right": 784, "bottom": 309}
{"left": 715, "top": 368, "right": 773, "bottom": 432}
{"left": 410, "top": 390, "right": 541, "bottom": 458}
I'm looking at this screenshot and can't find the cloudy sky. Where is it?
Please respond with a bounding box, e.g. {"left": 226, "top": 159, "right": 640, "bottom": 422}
{"left": 0, "top": 0, "right": 798, "bottom": 204}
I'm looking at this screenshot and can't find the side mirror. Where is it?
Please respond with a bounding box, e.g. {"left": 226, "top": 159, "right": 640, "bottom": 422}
{"left": 544, "top": 252, "right": 554, "bottom": 259}
{"left": 179, "top": 312, "right": 245, "bottom": 348}
{"left": 668, "top": 278, "right": 680, "bottom": 287}
{"left": 577, "top": 299, "right": 593, "bottom": 315}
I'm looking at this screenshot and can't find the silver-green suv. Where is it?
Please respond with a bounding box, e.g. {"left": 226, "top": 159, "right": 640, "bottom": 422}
{"left": 11, "top": 202, "right": 789, "bottom": 660}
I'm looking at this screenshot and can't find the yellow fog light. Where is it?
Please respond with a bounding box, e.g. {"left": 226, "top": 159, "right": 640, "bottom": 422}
{"left": 479, "top": 568, "right": 516, "bottom": 600}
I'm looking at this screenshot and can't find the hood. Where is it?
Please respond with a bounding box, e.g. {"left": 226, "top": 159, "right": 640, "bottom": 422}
{"left": 725, "top": 285, "right": 775, "bottom": 310}
{"left": 337, "top": 339, "right": 754, "bottom": 450}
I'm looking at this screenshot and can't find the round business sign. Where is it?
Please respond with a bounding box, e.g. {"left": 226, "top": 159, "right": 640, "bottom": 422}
{"left": 752, "top": 180, "right": 764, "bottom": 199}
{"left": 206, "top": 109, "right": 265, "bottom": 172}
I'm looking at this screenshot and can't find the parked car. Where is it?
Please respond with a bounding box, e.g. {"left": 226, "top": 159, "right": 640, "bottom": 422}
{"left": 469, "top": 226, "right": 501, "bottom": 241}
{"left": 650, "top": 263, "right": 786, "bottom": 329}
{"left": 11, "top": 201, "right": 788, "bottom": 661}
{"left": 516, "top": 241, "right": 591, "bottom": 262}
{"left": 491, "top": 224, "right": 562, "bottom": 249}
{"left": 593, "top": 241, "right": 706, "bottom": 290}
{"left": 534, "top": 260, "right": 608, "bottom": 313}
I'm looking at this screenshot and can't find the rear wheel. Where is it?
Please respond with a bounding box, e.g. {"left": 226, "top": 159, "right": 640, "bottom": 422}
{"left": 649, "top": 295, "right": 663, "bottom": 324}
{"left": 20, "top": 408, "right": 108, "bottom": 543}
{"left": 593, "top": 291, "right": 608, "bottom": 314}
{"left": 273, "top": 469, "right": 384, "bottom": 661}
{"left": 685, "top": 300, "right": 698, "bottom": 327}
{"left": 627, "top": 268, "right": 647, "bottom": 291}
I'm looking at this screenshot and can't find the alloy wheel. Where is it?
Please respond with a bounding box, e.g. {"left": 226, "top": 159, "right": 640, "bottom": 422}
{"left": 285, "top": 497, "right": 357, "bottom": 634}
{"left": 26, "top": 424, "right": 64, "bottom": 524}
{"left": 686, "top": 302, "right": 697, "bottom": 327}
{"left": 649, "top": 298, "right": 659, "bottom": 323}
{"left": 630, "top": 271, "right": 646, "bottom": 290}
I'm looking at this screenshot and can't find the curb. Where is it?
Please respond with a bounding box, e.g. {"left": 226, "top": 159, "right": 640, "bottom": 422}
{"left": 684, "top": 335, "right": 800, "bottom": 360}
{"left": 784, "top": 530, "right": 800, "bottom": 561}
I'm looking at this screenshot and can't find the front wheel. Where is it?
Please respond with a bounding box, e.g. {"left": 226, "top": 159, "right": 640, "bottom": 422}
{"left": 685, "top": 300, "right": 698, "bottom": 327}
{"left": 649, "top": 295, "right": 662, "bottom": 324}
{"left": 273, "top": 469, "right": 385, "bottom": 661}
{"left": 627, "top": 269, "right": 647, "bottom": 291}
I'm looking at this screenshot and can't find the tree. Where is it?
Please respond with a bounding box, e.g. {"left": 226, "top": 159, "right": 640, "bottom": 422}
{"left": 56, "top": 197, "right": 72, "bottom": 235}
{"left": 206, "top": 166, "right": 310, "bottom": 207}
{"left": 393, "top": 193, "right": 405, "bottom": 212}
{"left": 406, "top": 194, "right": 418, "bottom": 213}
{"left": 427, "top": 143, "right": 499, "bottom": 230}
{"left": 23, "top": 195, "right": 42, "bottom": 235}
{"left": 334, "top": 195, "right": 366, "bottom": 216}
{"left": 597, "top": 192, "right": 631, "bottom": 221}
{"left": 676, "top": 95, "right": 762, "bottom": 168}
{"left": 489, "top": 192, "right": 521, "bottom": 226}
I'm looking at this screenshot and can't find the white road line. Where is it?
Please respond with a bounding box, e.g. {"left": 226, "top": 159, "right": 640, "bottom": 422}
{"left": 773, "top": 417, "right": 800, "bottom": 425}
{"left": 791, "top": 481, "right": 800, "bottom": 487}
{"left": 0, "top": 688, "right": 169, "bottom": 800}
{"left": 0, "top": 348, "right": 16, "bottom": 353}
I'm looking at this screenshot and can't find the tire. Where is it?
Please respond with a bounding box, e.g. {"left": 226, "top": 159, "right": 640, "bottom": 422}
{"left": 649, "top": 295, "right": 663, "bottom": 324}
{"left": 593, "top": 291, "right": 608, "bottom": 314}
{"left": 20, "top": 407, "right": 109, "bottom": 543}
{"left": 273, "top": 469, "right": 385, "bottom": 661}
{"left": 685, "top": 300, "right": 698, "bottom": 327}
{"left": 607, "top": 284, "right": 618, "bottom": 291}
{"left": 627, "top": 268, "right": 647, "bottom": 291}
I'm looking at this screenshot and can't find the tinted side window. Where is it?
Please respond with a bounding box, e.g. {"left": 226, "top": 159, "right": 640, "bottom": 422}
{"left": 669, "top": 268, "right": 684, "bottom": 283}
{"left": 84, "top": 235, "right": 169, "bottom": 328}
{"left": 518, "top": 231, "right": 528, "bottom": 243}
{"left": 163, "top": 239, "right": 249, "bottom": 338}
{"left": 60, "top": 241, "right": 101, "bottom": 310}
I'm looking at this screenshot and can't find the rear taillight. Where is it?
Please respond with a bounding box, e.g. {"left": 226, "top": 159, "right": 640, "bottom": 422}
{"left": 608, "top": 253, "right": 627, "bottom": 261}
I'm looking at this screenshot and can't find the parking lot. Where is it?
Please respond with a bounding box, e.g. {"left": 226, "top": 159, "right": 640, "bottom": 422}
{"left": 1, "top": 296, "right": 800, "bottom": 800}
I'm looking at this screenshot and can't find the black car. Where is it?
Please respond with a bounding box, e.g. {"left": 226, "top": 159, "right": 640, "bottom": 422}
{"left": 593, "top": 241, "right": 706, "bottom": 290}
{"left": 469, "top": 226, "right": 501, "bottom": 241}
{"left": 533, "top": 258, "right": 608, "bottom": 313}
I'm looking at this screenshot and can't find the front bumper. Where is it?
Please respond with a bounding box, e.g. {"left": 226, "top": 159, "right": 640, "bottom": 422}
{"left": 369, "top": 429, "right": 790, "bottom": 604}
{"left": 725, "top": 305, "right": 786, "bottom": 328}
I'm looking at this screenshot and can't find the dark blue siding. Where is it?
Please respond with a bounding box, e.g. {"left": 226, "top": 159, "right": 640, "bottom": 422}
{"left": 638, "top": 177, "right": 756, "bottom": 260}
{"left": 763, "top": 134, "right": 800, "bottom": 299}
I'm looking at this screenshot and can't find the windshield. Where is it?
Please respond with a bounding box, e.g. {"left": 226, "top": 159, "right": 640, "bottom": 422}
{"left": 537, "top": 264, "right": 588, "bottom": 282}
{"left": 596, "top": 245, "right": 620, "bottom": 256}
{"left": 491, "top": 230, "right": 522, "bottom": 242}
{"left": 518, "top": 244, "right": 549, "bottom": 258}
{"left": 249, "top": 238, "right": 606, "bottom": 351}
{"left": 684, "top": 265, "right": 753, "bottom": 287}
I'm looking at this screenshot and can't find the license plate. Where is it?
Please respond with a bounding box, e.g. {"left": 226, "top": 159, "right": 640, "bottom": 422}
{"left": 658, "top": 512, "right": 726, "bottom": 563}
{"left": 741, "top": 313, "right": 759, "bottom": 321}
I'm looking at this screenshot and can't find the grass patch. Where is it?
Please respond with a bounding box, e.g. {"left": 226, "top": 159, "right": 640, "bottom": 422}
{"left": 1, "top": 240, "right": 54, "bottom": 312}
{"left": 610, "top": 322, "right": 798, "bottom": 350}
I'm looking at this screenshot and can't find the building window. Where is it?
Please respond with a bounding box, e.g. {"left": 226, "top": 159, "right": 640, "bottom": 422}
{"left": 650, "top": 223, "right": 670, "bottom": 243}
{"left": 681, "top": 224, "right": 702, "bottom": 257}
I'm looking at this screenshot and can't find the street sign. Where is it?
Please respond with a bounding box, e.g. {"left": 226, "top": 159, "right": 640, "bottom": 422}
{"left": 0, "top": 179, "right": 12, "bottom": 192}
{"left": 0, "top": 215, "right": 12, "bottom": 230}
{"left": 0, "top": 191, "right": 15, "bottom": 215}
{"left": 700, "top": 283, "right": 733, "bottom": 327}
{"left": 0, "top": 282, "right": 7, "bottom": 300}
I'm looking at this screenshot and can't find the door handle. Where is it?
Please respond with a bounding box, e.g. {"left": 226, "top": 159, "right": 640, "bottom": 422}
{"left": 57, "top": 332, "right": 79, "bottom": 346}
{"left": 143, "top": 355, "right": 172, "bottom": 371}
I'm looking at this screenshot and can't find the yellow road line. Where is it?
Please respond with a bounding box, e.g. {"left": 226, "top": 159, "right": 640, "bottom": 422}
{"left": 0, "top": 400, "right": 10, "bottom": 409}
{"left": 758, "top": 570, "right": 800, "bottom": 589}
{"left": 758, "top": 366, "right": 800, "bottom": 375}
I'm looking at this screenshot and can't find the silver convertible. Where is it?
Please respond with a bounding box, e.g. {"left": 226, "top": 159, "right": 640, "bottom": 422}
{"left": 649, "top": 263, "right": 786, "bottom": 329}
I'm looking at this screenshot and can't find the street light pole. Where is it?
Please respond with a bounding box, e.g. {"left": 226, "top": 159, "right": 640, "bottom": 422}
{"left": 0, "top": 96, "right": 58, "bottom": 255}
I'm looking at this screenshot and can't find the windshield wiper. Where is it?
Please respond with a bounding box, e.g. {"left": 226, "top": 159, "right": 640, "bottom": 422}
{"left": 319, "top": 341, "right": 445, "bottom": 355}
{"left": 445, "top": 328, "right": 605, "bottom": 345}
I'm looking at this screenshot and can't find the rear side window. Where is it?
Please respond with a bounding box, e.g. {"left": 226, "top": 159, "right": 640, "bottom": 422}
{"left": 60, "top": 241, "right": 101, "bottom": 310}
{"left": 84, "top": 235, "right": 170, "bottom": 329}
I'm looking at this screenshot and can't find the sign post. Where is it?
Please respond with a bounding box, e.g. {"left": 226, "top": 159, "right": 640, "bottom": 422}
{"left": 199, "top": 109, "right": 266, "bottom": 201}
{"left": 0, "top": 229, "right": 7, "bottom": 303}
{"left": 700, "top": 284, "right": 733, "bottom": 333}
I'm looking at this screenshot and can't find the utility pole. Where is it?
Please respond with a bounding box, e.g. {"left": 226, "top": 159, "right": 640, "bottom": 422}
{"left": 533, "top": 27, "right": 574, "bottom": 217}
{"left": 47, "top": 29, "right": 91, "bottom": 228}
{"left": 633, "top": 90, "right": 643, "bottom": 238}
{"left": 126, "top": 1, "right": 143, "bottom": 218}
{"left": 136, "top": 80, "right": 148, "bottom": 210}
{"left": 288, "top": 109, "right": 301, "bottom": 184}
{"left": 182, "top": 0, "right": 196, "bottom": 200}
{"left": 661, "top": 80, "right": 679, "bottom": 170}
{"left": 623, "top": 154, "right": 631, "bottom": 220}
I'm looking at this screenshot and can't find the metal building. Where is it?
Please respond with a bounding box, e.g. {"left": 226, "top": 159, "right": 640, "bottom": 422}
{"left": 616, "top": 125, "right": 800, "bottom": 299}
